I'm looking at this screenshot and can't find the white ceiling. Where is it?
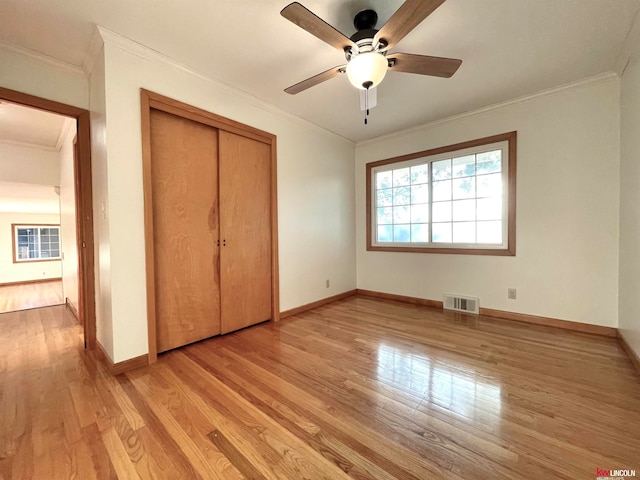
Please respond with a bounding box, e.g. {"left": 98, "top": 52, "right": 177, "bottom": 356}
{"left": 0, "top": 0, "right": 638, "bottom": 142}
{"left": 0, "top": 102, "right": 72, "bottom": 149}
{"left": 0, "top": 182, "right": 60, "bottom": 214}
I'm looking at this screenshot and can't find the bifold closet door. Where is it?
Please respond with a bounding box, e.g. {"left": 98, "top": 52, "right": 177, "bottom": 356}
{"left": 150, "top": 109, "right": 221, "bottom": 353}
{"left": 219, "top": 131, "right": 272, "bottom": 334}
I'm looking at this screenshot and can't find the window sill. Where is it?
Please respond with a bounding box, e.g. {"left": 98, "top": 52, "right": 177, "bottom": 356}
{"left": 366, "top": 245, "right": 515, "bottom": 256}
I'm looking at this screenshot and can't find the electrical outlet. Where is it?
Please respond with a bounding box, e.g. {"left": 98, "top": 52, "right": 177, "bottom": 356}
{"left": 508, "top": 288, "right": 517, "bottom": 300}
{"left": 325, "top": 279, "right": 330, "bottom": 288}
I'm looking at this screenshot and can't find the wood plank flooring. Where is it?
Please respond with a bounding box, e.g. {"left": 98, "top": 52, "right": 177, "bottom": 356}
{"left": 0, "top": 280, "right": 63, "bottom": 314}
{"left": 1, "top": 296, "right": 639, "bottom": 479}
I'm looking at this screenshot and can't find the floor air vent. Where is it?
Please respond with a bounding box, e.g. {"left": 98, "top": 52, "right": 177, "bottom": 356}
{"left": 443, "top": 294, "right": 479, "bottom": 314}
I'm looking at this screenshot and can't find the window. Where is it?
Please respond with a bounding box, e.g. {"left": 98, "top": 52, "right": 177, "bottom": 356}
{"left": 366, "top": 131, "right": 516, "bottom": 255}
{"left": 12, "top": 224, "right": 61, "bottom": 262}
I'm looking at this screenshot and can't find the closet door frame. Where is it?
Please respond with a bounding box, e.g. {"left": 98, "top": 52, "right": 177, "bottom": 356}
{"left": 140, "top": 89, "right": 280, "bottom": 363}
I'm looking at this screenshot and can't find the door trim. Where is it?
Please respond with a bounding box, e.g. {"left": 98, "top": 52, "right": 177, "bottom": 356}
{"left": 0, "top": 87, "right": 96, "bottom": 349}
{"left": 140, "top": 89, "right": 280, "bottom": 363}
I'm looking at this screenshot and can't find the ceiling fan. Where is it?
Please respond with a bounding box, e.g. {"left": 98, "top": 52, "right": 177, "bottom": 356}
{"left": 280, "top": 0, "right": 462, "bottom": 98}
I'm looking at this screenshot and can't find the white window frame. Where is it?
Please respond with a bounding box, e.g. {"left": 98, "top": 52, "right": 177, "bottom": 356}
{"left": 12, "top": 224, "right": 62, "bottom": 263}
{"left": 366, "top": 132, "right": 517, "bottom": 256}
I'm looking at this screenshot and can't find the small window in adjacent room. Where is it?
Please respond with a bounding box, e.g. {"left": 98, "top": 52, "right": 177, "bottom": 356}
{"left": 12, "top": 224, "right": 61, "bottom": 262}
{"left": 366, "top": 131, "right": 516, "bottom": 255}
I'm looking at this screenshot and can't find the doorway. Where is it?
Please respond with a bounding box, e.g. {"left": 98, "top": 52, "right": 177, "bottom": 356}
{"left": 0, "top": 87, "right": 96, "bottom": 349}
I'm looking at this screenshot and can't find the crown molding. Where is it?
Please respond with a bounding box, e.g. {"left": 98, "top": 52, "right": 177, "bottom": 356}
{"left": 615, "top": 9, "right": 640, "bottom": 76}
{"left": 0, "top": 42, "right": 86, "bottom": 78}
{"left": 55, "top": 117, "right": 76, "bottom": 151}
{"left": 94, "top": 26, "right": 354, "bottom": 145}
{"left": 356, "top": 71, "right": 619, "bottom": 147}
{"left": 0, "top": 138, "right": 61, "bottom": 152}
{"left": 82, "top": 26, "right": 105, "bottom": 76}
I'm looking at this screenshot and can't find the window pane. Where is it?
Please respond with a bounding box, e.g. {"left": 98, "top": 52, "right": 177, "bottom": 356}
{"left": 477, "top": 196, "right": 502, "bottom": 220}
{"left": 452, "top": 177, "right": 475, "bottom": 199}
{"left": 432, "top": 201, "right": 451, "bottom": 222}
{"left": 410, "top": 164, "right": 429, "bottom": 184}
{"left": 432, "top": 223, "right": 452, "bottom": 243}
{"left": 452, "top": 199, "right": 475, "bottom": 221}
{"left": 393, "top": 225, "right": 410, "bottom": 242}
{"left": 477, "top": 150, "right": 501, "bottom": 174}
{"left": 432, "top": 180, "right": 451, "bottom": 201}
{"left": 369, "top": 137, "right": 511, "bottom": 251}
{"left": 477, "top": 173, "right": 502, "bottom": 197}
{"left": 377, "top": 188, "right": 393, "bottom": 207}
{"left": 377, "top": 171, "right": 392, "bottom": 189}
{"left": 411, "top": 224, "right": 429, "bottom": 242}
{"left": 13, "top": 225, "right": 63, "bottom": 260}
{"left": 411, "top": 184, "right": 429, "bottom": 204}
{"left": 411, "top": 204, "right": 429, "bottom": 223}
{"left": 377, "top": 207, "right": 393, "bottom": 225}
{"left": 393, "top": 186, "right": 411, "bottom": 205}
{"left": 477, "top": 221, "right": 502, "bottom": 244}
{"left": 453, "top": 222, "right": 476, "bottom": 243}
{"left": 393, "top": 168, "right": 411, "bottom": 187}
{"left": 432, "top": 159, "right": 452, "bottom": 180}
{"left": 452, "top": 155, "right": 475, "bottom": 178}
{"left": 378, "top": 225, "right": 393, "bottom": 242}
{"left": 393, "top": 206, "right": 410, "bottom": 223}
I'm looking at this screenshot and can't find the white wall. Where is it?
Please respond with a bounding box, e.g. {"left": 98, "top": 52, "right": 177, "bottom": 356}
{"left": 0, "top": 143, "right": 60, "bottom": 185}
{"left": 356, "top": 76, "right": 620, "bottom": 327}
{"left": 618, "top": 40, "right": 640, "bottom": 357}
{"left": 89, "top": 45, "right": 114, "bottom": 360}
{"left": 0, "top": 212, "right": 62, "bottom": 283}
{"left": 96, "top": 32, "right": 356, "bottom": 362}
{"left": 0, "top": 48, "right": 88, "bottom": 109}
{"left": 59, "top": 122, "right": 79, "bottom": 310}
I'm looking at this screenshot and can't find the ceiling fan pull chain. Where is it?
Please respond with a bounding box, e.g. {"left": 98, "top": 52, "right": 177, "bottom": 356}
{"left": 363, "top": 81, "right": 373, "bottom": 125}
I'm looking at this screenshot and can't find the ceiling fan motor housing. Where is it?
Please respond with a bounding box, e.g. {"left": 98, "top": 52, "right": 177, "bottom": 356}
{"left": 350, "top": 9, "right": 380, "bottom": 46}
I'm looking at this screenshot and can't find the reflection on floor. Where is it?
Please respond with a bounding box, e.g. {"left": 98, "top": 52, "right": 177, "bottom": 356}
{"left": 376, "top": 342, "right": 503, "bottom": 418}
{"left": 0, "top": 279, "right": 63, "bottom": 313}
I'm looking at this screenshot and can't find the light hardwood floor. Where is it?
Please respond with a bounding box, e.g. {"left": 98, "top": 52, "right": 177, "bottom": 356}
{"left": 0, "top": 280, "right": 63, "bottom": 314}
{"left": 1, "top": 297, "right": 639, "bottom": 479}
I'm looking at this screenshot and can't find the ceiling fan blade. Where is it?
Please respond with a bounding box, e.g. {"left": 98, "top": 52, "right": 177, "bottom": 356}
{"left": 374, "top": 0, "right": 446, "bottom": 51}
{"left": 281, "top": 2, "right": 356, "bottom": 52}
{"left": 387, "top": 53, "right": 462, "bottom": 78}
{"left": 284, "top": 65, "right": 346, "bottom": 95}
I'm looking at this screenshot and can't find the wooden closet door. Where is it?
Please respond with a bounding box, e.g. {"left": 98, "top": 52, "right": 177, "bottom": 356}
{"left": 219, "top": 131, "right": 272, "bottom": 333}
{"left": 150, "top": 109, "right": 221, "bottom": 352}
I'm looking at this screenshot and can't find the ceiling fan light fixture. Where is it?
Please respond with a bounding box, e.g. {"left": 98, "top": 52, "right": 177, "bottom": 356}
{"left": 346, "top": 52, "right": 388, "bottom": 90}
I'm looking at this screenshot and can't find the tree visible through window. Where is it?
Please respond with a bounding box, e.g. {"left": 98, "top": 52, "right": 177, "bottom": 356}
{"left": 12, "top": 225, "right": 61, "bottom": 262}
{"left": 366, "top": 132, "right": 516, "bottom": 255}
